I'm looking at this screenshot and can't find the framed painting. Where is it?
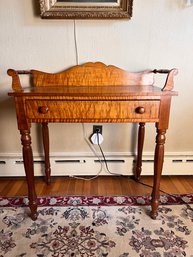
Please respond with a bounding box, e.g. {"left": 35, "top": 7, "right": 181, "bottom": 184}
{"left": 39, "top": 0, "right": 133, "bottom": 19}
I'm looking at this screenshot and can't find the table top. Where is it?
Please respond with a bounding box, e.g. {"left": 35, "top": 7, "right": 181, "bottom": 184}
{"left": 8, "top": 84, "right": 178, "bottom": 99}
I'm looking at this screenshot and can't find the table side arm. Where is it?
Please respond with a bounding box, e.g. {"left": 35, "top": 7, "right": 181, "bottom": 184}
{"left": 7, "top": 69, "right": 32, "bottom": 91}
{"left": 153, "top": 68, "right": 178, "bottom": 91}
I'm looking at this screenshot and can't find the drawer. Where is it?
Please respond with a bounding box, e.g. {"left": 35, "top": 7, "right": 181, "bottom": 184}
{"left": 26, "top": 100, "right": 160, "bottom": 122}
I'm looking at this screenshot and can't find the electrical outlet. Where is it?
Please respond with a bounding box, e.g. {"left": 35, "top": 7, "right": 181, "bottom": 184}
{"left": 93, "top": 125, "right": 102, "bottom": 135}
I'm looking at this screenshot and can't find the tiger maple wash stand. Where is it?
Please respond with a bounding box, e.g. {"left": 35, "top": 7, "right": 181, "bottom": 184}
{"left": 8, "top": 62, "right": 178, "bottom": 220}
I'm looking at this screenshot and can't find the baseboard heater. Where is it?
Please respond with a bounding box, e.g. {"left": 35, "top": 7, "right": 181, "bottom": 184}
{"left": 0, "top": 152, "right": 193, "bottom": 176}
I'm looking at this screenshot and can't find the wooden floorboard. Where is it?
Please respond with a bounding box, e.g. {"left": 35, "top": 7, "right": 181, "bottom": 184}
{"left": 0, "top": 175, "right": 193, "bottom": 197}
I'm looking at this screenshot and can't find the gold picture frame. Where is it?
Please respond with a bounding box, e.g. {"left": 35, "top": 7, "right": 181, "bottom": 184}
{"left": 39, "top": 0, "right": 133, "bottom": 19}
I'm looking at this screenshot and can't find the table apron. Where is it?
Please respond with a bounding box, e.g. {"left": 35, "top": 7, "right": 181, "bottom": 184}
{"left": 25, "top": 99, "right": 160, "bottom": 123}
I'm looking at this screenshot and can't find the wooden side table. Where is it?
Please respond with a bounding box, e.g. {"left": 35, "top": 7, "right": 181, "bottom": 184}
{"left": 8, "top": 62, "right": 178, "bottom": 220}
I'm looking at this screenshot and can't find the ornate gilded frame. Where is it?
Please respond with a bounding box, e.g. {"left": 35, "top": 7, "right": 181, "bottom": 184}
{"left": 39, "top": 0, "right": 133, "bottom": 19}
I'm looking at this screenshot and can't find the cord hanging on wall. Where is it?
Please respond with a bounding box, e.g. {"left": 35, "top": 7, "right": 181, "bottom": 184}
{"left": 73, "top": 20, "right": 79, "bottom": 65}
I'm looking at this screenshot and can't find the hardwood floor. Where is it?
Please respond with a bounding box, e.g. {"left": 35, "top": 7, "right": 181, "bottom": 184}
{"left": 0, "top": 175, "right": 193, "bottom": 197}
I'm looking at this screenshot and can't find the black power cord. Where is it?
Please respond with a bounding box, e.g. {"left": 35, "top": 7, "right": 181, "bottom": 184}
{"left": 96, "top": 130, "right": 193, "bottom": 209}
{"left": 130, "top": 175, "right": 193, "bottom": 210}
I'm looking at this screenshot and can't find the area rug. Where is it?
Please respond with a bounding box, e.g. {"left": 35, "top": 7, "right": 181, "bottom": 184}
{"left": 0, "top": 194, "right": 193, "bottom": 257}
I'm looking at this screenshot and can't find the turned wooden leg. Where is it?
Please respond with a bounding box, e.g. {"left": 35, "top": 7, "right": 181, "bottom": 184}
{"left": 150, "top": 128, "right": 166, "bottom": 219}
{"left": 42, "top": 123, "right": 51, "bottom": 184}
{"left": 135, "top": 122, "right": 145, "bottom": 181}
{"left": 20, "top": 130, "right": 38, "bottom": 220}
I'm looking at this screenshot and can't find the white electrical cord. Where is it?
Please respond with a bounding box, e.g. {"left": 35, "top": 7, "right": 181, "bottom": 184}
{"left": 73, "top": 20, "right": 79, "bottom": 65}
{"left": 72, "top": 22, "right": 105, "bottom": 180}
{"left": 95, "top": 131, "right": 124, "bottom": 177}
{"left": 70, "top": 124, "right": 124, "bottom": 180}
{"left": 72, "top": 21, "right": 122, "bottom": 179}
{"left": 69, "top": 124, "right": 104, "bottom": 181}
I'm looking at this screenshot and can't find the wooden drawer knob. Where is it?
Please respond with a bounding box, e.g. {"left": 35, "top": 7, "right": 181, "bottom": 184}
{"left": 135, "top": 107, "right": 145, "bottom": 114}
{"left": 38, "top": 106, "right": 49, "bottom": 114}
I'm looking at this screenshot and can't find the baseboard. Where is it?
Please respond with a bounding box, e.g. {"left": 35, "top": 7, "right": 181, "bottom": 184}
{"left": 0, "top": 152, "right": 193, "bottom": 177}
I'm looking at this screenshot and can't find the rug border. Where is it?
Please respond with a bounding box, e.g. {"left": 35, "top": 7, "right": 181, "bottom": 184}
{"left": 0, "top": 193, "right": 193, "bottom": 207}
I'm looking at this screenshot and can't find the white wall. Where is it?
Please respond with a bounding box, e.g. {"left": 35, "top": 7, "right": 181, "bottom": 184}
{"left": 0, "top": 0, "right": 193, "bottom": 173}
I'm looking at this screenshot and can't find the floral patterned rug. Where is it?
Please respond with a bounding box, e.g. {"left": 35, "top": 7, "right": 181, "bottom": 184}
{"left": 0, "top": 194, "right": 193, "bottom": 257}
